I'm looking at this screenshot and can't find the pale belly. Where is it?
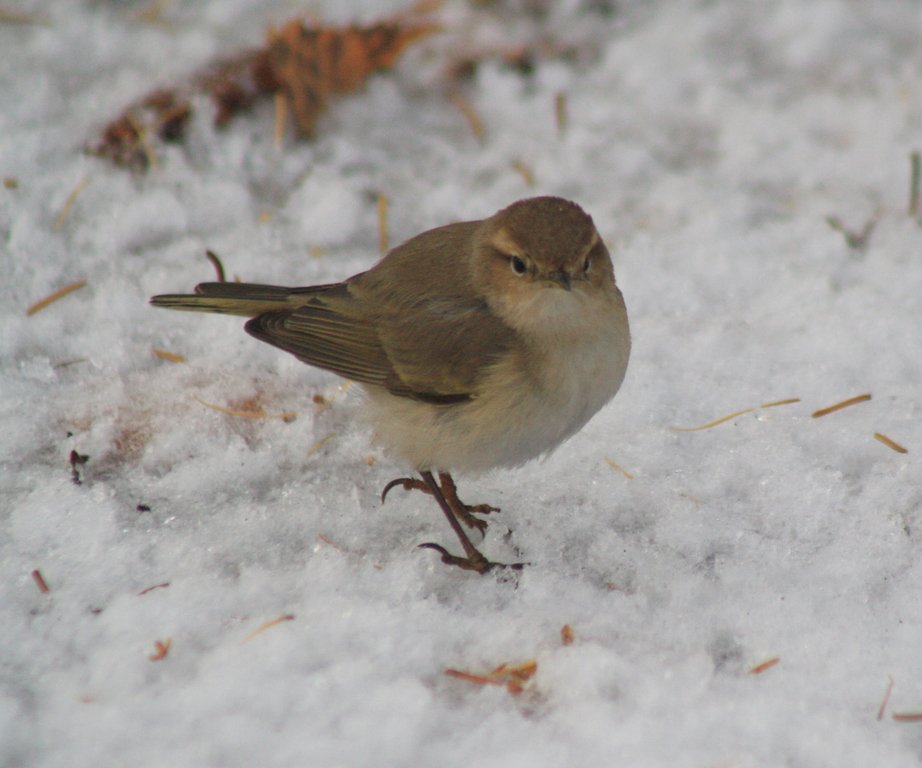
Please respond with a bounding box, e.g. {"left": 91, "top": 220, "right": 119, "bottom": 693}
{"left": 364, "top": 318, "right": 630, "bottom": 473}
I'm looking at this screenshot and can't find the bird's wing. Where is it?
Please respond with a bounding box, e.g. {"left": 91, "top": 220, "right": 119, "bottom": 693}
{"left": 245, "top": 283, "right": 515, "bottom": 404}
{"left": 244, "top": 283, "right": 396, "bottom": 389}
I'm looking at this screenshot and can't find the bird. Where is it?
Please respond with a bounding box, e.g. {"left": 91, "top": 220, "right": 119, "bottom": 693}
{"left": 150, "top": 196, "right": 630, "bottom": 574}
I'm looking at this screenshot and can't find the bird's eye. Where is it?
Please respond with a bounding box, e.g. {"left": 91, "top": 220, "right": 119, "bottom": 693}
{"left": 510, "top": 256, "right": 527, "bottom": 275}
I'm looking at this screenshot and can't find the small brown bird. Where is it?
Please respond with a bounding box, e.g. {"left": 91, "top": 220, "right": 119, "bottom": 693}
{"left": 151, "top": 196, "right": 630, "bottom": 574}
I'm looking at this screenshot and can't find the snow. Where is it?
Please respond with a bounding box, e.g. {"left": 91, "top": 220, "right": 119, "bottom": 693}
{"left": 2, "top": 1, "right": 922, "bottom": 766}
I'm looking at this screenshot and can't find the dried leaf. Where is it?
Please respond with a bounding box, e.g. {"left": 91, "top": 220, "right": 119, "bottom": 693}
{"left": 268, "top": 19, "right": 436, "bottom": 136}
{"left": 91, "top": 9, "right": 435, "bottom": 169}
{"left": 149, "top": 638, "right": 172, "bottom": 661}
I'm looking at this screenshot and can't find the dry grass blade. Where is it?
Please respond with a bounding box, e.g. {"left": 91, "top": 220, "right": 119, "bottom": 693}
{"left": 54, "top": 178, "right": 90, "bottom": 229}
{"left": 672, "top": 407, "right": 755, "bottom": 432}
{"left": 826, "top": 215, "right": 876, "bottom": 251}
{"left": 554, "top": 91, "right": 568, "bottom": 135}
{"left": 873, "top": 433, "right": 908, "bottom": 454}
{"left": 377, "top": 193, "right": 389, "bottom": 255}
{"left": 603, "top": 457, "right": 634, "bottom": 479}
{"left": 241, "top": 614, "right": 295, "bottom": 644}
{"left": 138, "top": 582, "right": 170, "bottom": 596}
{"left": 205, "top": 250, "right": 227, "bottom": 282}
{"left": 306, "top": 432, "right": 337, "bottom": 459}
{"left": 444, "top": 668, "right": 504, "bottom": 686}
{"left": 445, "top": 659, "right": 538, "bottom": 695}
{"left": 811, "top": 393, "right": 871, "bottom": 418}
{"left": 26, "top": 280, "right": 88, "bottom": 316}
{"left": 152, "top": 348, "right": 186, "bottom": 363}
{"left": 761, "top": 398, "right": 801, "bottom": 408}
{"left": 672, "top": 396, "right": 801, "bottom": 431}
{"left": 32, "top": 569, "right": 51, "bottom": 594}
{"left": 892, "top": 712, "right": 922, "bottom": 723}
{"left": 910, "top": 150, "right": 921, "bottom": 217}
{"left": 273, "top": 91, "right": 287, "bottom": 149}
{"left": 671, "top": 398, "right": 800, "bottom": 432}
{"left": 193, "top": 395, "right": 296, "bottom": 421}
{"left": 877, "top": 675, "right": 895, "bottom": 721}
{"left": 510, "top": 159, "right": 535, "bottom": 186}
{"left": 449, "top": 90, "right": 485, "bottom": 141}
{"left": 749, "top": 657, "right": 780, "bottom": 674}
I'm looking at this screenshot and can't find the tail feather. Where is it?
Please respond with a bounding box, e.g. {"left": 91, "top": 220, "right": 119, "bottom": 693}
{"left": 150, "top": 282, "right": 329, "bottom": 317}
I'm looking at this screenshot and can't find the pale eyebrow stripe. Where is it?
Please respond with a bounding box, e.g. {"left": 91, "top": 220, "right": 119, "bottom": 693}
{"left": 578, "top": 229, "right": 600, "bottom": 259}
{"left": 490, "top": 227, "right": 526, "bottom": 257}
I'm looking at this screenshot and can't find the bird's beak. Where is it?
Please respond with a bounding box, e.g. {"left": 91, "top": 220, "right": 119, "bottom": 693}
{"left": 546, "top": 270, "right": 572, "bottom": 291}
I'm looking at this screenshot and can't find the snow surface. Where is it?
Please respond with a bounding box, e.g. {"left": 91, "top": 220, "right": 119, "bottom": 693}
{"left": 2, "top": 1, "right": 922, "bottom": 766}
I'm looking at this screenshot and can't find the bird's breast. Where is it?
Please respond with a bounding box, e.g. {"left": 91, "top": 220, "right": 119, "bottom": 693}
{"left": 364, "top": 290, "right": 630, "bottom": 473}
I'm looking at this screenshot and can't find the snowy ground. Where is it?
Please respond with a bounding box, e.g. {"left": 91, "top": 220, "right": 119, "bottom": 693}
{"left": 2, "top": 1, "right": 922, "bottom": 766}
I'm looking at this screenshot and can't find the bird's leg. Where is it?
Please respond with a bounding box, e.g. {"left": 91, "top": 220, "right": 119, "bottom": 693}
{"left": 417, "top": 471, "right": 524, "bottom": 575}
{"left": 437, "top": 472, "right": 499, "bottom": 530}
{"left": 381, "top": 472, "right": 498, "bottom": 534}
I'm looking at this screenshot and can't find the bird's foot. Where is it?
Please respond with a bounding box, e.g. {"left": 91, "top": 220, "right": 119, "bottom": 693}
{"left": 381, "top": 472, "right": 498, "bottom": 534}
{"left": 417, "top": 543, "right": 526, "bottom": 575}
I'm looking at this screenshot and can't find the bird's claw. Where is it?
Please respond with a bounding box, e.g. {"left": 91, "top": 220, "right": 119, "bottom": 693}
{"left": 418, "top": 542, "right": 526, "bottom": 575}
{"left": 381, "top": 475, "right": 494, "bottom": 534}
{"left": 381, "top": 476, "right": 425, "bottom": 504}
